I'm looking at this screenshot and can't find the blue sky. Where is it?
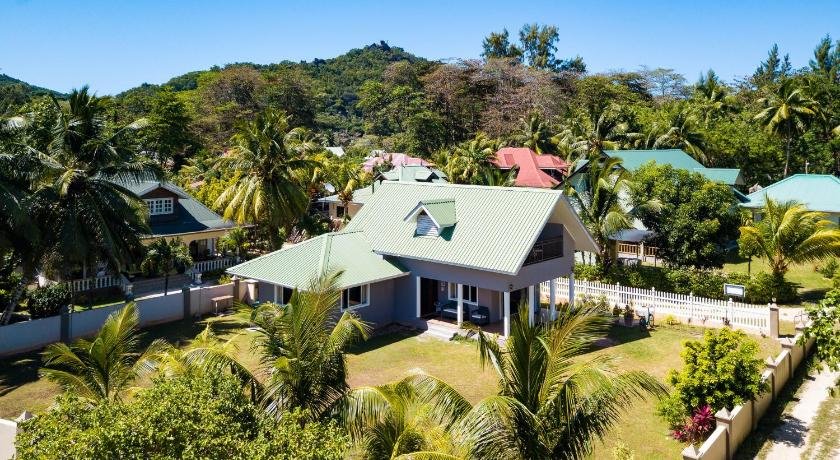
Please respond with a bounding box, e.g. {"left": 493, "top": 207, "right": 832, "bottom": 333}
{"left": 2, "top": 0, "right": 838, "bottom": 95}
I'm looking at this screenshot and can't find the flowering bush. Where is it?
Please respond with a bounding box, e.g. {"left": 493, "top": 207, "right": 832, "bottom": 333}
{"left": 672, "top": 405, "right": 715, "bottom": 444}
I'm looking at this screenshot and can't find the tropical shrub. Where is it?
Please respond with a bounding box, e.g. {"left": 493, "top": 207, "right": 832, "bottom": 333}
{"left": 818, "top": 257, "right": 838, "bottom": 279}
{"left": 15, "top": 373, "right": 348, "bottom": 459}
{"left": 672, "top": 405, "right": 715, "bottom": 444}
{"left": 28, "top": 283, "right": 71, "bottom": 318}
{"left": 657, "top": 328, "right": 766, "bottom": 440}
{"left": 800, "top": 288, "right": 840, "bottom": 384}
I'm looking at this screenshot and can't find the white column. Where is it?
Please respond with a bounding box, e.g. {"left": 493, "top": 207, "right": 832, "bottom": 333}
{"left": 503, "top": 291, "right": 511, "bottom": 338}
{"left": 415, "top": 276, "right": 422, "bottom": 318}
{"left": 273, "top": 284, "right": 278, "bottom": 303}
{"left": 569, "top": 271, "right": 575, "bottom": 308}
{"left": 549, "top": 278, "right": 556, "bottom": 321}
{"left": 456, "top": 283, "right": 464, "bottom": 326}
{"left": 527, "top": 285, "right": 535, "bottom": 326}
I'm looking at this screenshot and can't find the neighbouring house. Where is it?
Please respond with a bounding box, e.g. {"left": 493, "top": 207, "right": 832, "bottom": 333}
{"left": 493, "top": 147, "right": 569, "bottom": 188}
{"left": 122, "top": 180, "right": 237, "bottom": 259}
{"left": 362, "top": 152, "right": 432, "bottom": 173}
{"left": 229, "top": 181, "right": 599, "bottom": 337}
{"left": 326, "top": 146, "right": 345, "bottom": 157}
{"left": 316, "top": 165, "right": 448, "bottom": 222}
{"left": 742, "top": 174, "right": 840, "bottom": 225}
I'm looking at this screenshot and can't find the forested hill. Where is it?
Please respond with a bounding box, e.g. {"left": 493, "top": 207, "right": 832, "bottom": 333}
{"left": 0, "top": 74, "right": 66, "bottom": 112}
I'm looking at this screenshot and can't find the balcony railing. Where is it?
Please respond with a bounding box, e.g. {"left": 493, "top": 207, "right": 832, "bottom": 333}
{"left": 523, "top": 235, "right": 564, "bottom": 266}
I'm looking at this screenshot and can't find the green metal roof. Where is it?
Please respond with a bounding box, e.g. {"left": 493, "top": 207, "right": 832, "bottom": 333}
{"left": 409, "top": 199, "right": 457, "bottom": 228}
{"left": 344, "top": 182, "right": 596, "bottom": 274}
{"left": 608, "top": 149, "right": 744, "bottom": 186}
{"left": 743, "top": 174, "right": 840, "bottom": 213}
{"left": 378, "top": 165, "right": 448, "bottom": 183}
{"left": 227, "top": 231, "right": 407, "bottom": 289}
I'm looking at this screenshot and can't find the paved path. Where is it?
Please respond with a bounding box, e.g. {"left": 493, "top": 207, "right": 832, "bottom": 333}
{"left": 765, "top": 368, "right": 840, "bottom": 459}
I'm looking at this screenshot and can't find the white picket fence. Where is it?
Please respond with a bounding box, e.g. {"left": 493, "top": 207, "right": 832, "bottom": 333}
{"left": 68, "top": 275, "right": 125, "bottom": 293}
{"left": 540, "top": 277, "right": 772, "bottom": 334}
{"left": 190, "top": 256, "right": 236, "bottom": 274}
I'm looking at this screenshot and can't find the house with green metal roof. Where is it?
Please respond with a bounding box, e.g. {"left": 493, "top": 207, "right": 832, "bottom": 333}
{"left": 742, "top": 174, "right": 840, "bottom": 225}
{"left": 317, "top": 165, "right": 448, "bottom": 223}
{"left": 229, "top": 181, "right": 599, "bottom": 337}
{"left": 121, "top": 180, "right": 237, "bottom": 259}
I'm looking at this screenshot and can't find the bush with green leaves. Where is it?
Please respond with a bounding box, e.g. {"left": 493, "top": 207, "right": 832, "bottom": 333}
{"left": 801, "top": 288, "right": 840, "bottom": 385}
{"left": 27, "top": 283, "right": 71, "bottom": 318}
{"left": 15, "top": 373, "right": 348, "bottom": 459}
{"left": 657, "top": 328, "right": 767, "bottom": 434}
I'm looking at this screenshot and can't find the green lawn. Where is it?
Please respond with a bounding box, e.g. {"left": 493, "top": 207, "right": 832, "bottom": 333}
{"left": 722, "top": 256, "right": 834, "bottom": 305}
{"left": 0, "top": 317, "right": 783, "bottom": 459}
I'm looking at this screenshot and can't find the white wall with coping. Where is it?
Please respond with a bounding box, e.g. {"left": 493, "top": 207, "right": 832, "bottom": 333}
{"left": 0, "top": 418, "right": 15, "bottom": 460}
{"left": 0, "top": 283, "right": 236, "bottom": 358}
{"left": 682, "top": 330, "right": 815, "bottom": 460}
{"left": 0, "top": 317, "right": 60, "bottom": 357}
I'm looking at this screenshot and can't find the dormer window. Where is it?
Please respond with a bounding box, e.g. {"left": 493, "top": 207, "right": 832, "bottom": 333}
{"left": 145, "top": 198, "right": 174, "bottom": 215}
{"left": 405, "top": 199, "right": 456, "bottom": 237}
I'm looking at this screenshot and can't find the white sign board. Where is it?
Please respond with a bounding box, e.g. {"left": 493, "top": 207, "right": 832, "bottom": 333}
{"left": 724, "top": 284, "right": 745, "bottom": 298}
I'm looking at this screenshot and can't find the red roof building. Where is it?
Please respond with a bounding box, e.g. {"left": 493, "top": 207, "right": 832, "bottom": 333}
{"left": 493, "top": 147, "right": 569, "bottom": 188}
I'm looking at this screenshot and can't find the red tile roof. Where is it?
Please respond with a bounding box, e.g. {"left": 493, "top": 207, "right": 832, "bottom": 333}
{"left": 493, "top": 147, "right": 569, "bottom": 188}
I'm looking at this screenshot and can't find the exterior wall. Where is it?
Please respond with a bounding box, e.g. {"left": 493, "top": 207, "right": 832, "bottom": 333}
{"left": 254, "top": 279, "right": 398, "bottom": 328}
{"left": 141, "top": 228, "right": 229, "bottom": 247}
{"left": 328, "top": 201, "right": 363, "bottom": 221}
{"left": 0, "top": 316, "right": 61, "bottom": 356}
{"left": 0, "top": 418, "right": 16, "bottom": 460}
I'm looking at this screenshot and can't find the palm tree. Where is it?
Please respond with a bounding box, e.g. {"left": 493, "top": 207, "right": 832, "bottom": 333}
{"left": 138, "top": 325, "right": 260, "bottom": 403}
{"left": 340, "top": 373, "right": 469, "bottom": 459}
{"left": 218, "top": 227, "right": 250, "bottom": 262}
{"left": 514, "top": 113, "right": 555, "bottom": 154}
{"left": 738, "top": 198, "right": 840, "bottom": 282}
{"left": 477, "top": 165, "right": 518, "bottom": 187}
{"left": 566, "top": 156, "right": 661, "bottom": 266}
{"left": 455, "top": 306, "right": 666, "bottom": 459}
{"left": 140, "top": 238, "right": 193, "bottom": 295}
{"left": 694, "top": 70, "right": 736, "bottom": 126}
{"left": 40, "top": 303, "right": 164, "bottom": 403}
{"left": 651, "top": 107, "right": 709, "bottom": 164}
{"left": 446, "top": 134, "right": 497, "bottom": 184}
{"left": 569, "top": 106, "right": 637, "bottom": 159}
{"left": 26, "top": 87, "right": 162, "bottom": 279}
{"left": 246, "top": 272, "right": 369, "bottom": 421}
{"left": 214, "top": 109, "right": 319, "bottom": 249}
{"left": 327, "top": 155, "right": 363, "bottom": 222}
{"left": 754, "top": 79, "right": 821, "bottom": 177}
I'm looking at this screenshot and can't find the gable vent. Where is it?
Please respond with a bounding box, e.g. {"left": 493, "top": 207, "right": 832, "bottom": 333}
{"left": 416, "top": 212, "right": 439, "bottom": 237}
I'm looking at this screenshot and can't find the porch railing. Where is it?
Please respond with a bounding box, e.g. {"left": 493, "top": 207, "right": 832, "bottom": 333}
{"left": 523, "top": 236, "right": 564, "bottom": 266}
{"left": 191, "top": 257, "right": 237, "bottom": 274}
{"left": 68, "top": 275, "right": 122, "bottom": 293}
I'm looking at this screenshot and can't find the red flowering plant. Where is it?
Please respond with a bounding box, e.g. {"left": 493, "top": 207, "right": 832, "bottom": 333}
{"left": 672, "top": 405, "right": 715, "bottom": 444}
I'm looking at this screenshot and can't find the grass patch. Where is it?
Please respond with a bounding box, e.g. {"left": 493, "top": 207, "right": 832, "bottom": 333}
{"left": 803, "top": 388, "right": 840, "bottom": 459}
{"left": 0, "top": 317, "right": 785, "bottom": 459}
{"left": 722, "top": 256, "right": 833, "bottom": 305}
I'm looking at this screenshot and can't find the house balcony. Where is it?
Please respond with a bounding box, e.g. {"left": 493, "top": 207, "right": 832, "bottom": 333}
{"left": 523, "top": 235, "right": 563, "bottom": 266}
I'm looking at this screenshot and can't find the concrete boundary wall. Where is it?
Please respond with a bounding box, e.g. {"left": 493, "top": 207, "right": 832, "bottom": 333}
{"left": 0, "top": 418, "right": 16, "bottom": 460}
{"left": 0, "top": 282, "right": 237, "bottom": 357}
{"left": 682, "top": 328, "right": 816, "bottom": 460}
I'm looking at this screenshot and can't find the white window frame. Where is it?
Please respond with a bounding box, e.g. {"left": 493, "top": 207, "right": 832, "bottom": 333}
{"left": 340, "top": 284, "right": 370, "bottom": 311}
{"left": 273, "top": 285, "right": 294, "bottom": 305}
{"left": 448, "top": 283, "right": 478, "bottom": 305}
{"left": 145, "top": 197, "right": 174, "bottom": 216}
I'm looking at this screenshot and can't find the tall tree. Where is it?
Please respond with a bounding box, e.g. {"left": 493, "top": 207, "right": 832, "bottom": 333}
{"left": 651, "top": 106, "right": 709, "bottom": 165}
{"left": 519, "top": 24, "right": 560, "bottom": 70}
{"left": 214, "top": 109, "right": 319, "bottom": 249}
{"left": 141, "top": 86, "right": 195, "bottom": 170}
{"left": 514, "top": 112, "right": 556, "bottom": 154}
{"left": 738, "top": 199, "right": 840, "bottom": 282}
{"left": 753, "top": 79, "right": 821, "bottom": 177}
{"left": 481, "top": 29, "right": 523, "bottom": 60}
{"left": 27, "top": 87, "right": 162, "bottom": 279}
{"left": 443, "top": 133, "right": 498, "bottom": 184}
{"left": 809, "top": 35, "right": 840, "bottom": 83}
{"left": 566, "top": 156, "right": 661, "bottom": 266}
{"left": 245, "top": 272, "right": 369, "bottom": 421}
{"left": 753, "top": 44, "right": 792, "bottom": 86}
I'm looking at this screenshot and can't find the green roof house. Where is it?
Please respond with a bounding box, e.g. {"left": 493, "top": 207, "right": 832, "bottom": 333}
{"left": 229, "top": 181, "right": 598, "bottom": 337}
{"left": 317, "top": 165, "right": 448, "bottom": 222}
{"left": 610, "top": 149, "right": 745, "bottom": 186}
{"left": 743, "top": 174, "right": 840, "bottom": 225}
